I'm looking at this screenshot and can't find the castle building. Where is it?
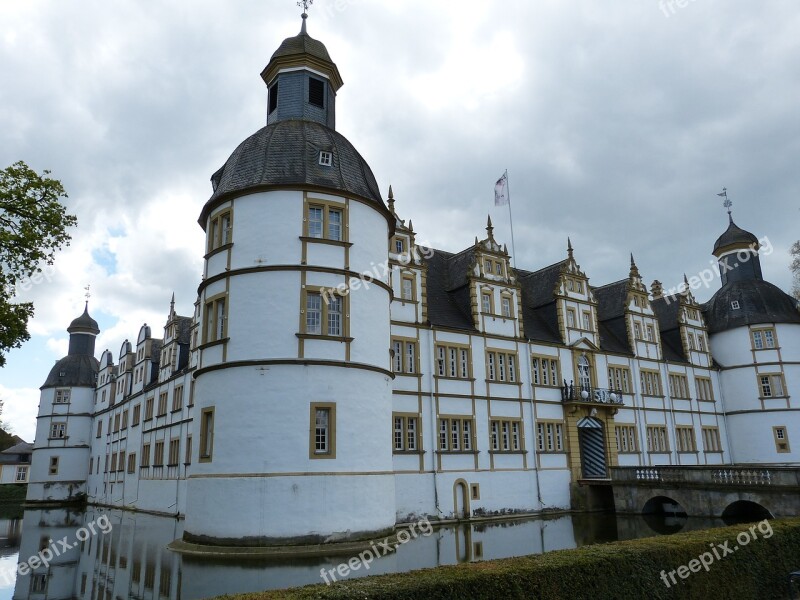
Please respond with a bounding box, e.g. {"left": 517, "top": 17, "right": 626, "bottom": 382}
{"left": 26, "top": 16, "right": 800, "bottom": 545}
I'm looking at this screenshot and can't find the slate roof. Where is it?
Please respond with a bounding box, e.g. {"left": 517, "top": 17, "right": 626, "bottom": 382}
{"left": 423, "top": 250, "right": 476, "bottom": 331}
{"left": 68, "top": 305, "right": 99, "bottom": 335}
{"left": 713, "top": 218, "right": 759, "bottom": 254}
{"left": 42, "top": 355, "right": 99, "bottom": 389}
{"left": 651, "top": 295, "right": 688, "bottom": 363}
{"left": 593, "top": 280, "right": 628, "bottom": 321}
{"left": 202, "top": 120, "right": 385, "bottom": 225}
{"left": 702, "top": 279, "right": 800, "bottom": 334}
{"left": 516, "top": 262, "right": 567, "bottom": 344}
{"left": 0, "top": 442, "right": 33, "bottom": 464}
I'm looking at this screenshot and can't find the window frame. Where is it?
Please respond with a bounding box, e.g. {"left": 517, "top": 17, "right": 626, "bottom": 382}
{"left": 309, "top": 403, "right": 336, "bottom": 459}
{"left": 486, "top": 349, "right": 518, "bottom": 383}
{"left": 675, "top": 425, "right": 697, "bottom": 453}
{"left": 393, "top": 413, "right": 420, "bottom": 453}
{"left": 536, "top": 421, "right": 565, "bottom": 453}
{"left": 702, "top": 426, "right": 722, "bottom": 453}
{"left": 773, "top": 426, "right": 791, "bottom": 453}
{"left": 391, "top": 337, "right": 418, "bottom": 375}
{"left": 301, "top": 287, "right": 349, "bottom": 339}
{"left": 435, "top": 344, "right": 472, "bottom": 380}
{"left": 646, "top": 425, "right": 669, "bottom": 453}
{"left": 695, "top": 376, "right": 715, "bottom": 402}
{"left": 303, "top": 199, "right": 347, "bottom": 243}
{"left": 759, "top": 373, "right": 787, "bottom": 399}
{"left": 203, "top": 293, "right": 228, "bottom": 345}
{"left": 752, "top": 327, "right": 778, "bottom": 350}
{"left": 437, "top": 416, "right": 475, "bottom": 453}
{"left": 640, "top": 369, "right": 663, "bottom": 397}
{"left": 489, "top": 418, "right": 523, "bottom": 453}
{"left": 207, "top": 209, "right": 233, "bottom": 253}
{"left": 199, "top": 407, "right": 215, "bottom": 463}
{"left": 614, "top": 424, "right": 638, "bottom": 454}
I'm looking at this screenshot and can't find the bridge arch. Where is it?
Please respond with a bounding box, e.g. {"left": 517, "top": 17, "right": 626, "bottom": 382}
{"left": 721, "top": 500, "right": 773, "bottom": 525}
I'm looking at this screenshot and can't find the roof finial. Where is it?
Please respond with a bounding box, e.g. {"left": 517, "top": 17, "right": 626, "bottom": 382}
{"left": 83, "top": 284, "right": 91, "bottom": 311}
{"left": 387, "top": 185, "right": 395, "bottom": 214}
{"left": 170, "top": 292, "right": 176, "bottom": 314}
{"left": 298, "top": 0, "right": 313, "bottom": 34}
{"left": 567, "top": 237, "right": 574, "bottom": 260}
{"left": 717, "top": 187, "right": 733, "bottom": 223}
{"left": 629, "top": 253, "right": 640, "bottom": 279}
{"left": 486, "top": 215, "right": 494, "bottom": 240}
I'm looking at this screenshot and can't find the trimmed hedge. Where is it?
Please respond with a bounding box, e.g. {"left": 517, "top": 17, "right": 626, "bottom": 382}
{"left": 0, "top": 483, "right": 27, "bottom": 503}
{"left": 214, "top": 517, "right": 800, "bottom": 600}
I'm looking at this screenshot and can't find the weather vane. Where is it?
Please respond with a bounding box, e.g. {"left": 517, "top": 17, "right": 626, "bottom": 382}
{"left": 717, "top": 187, "right": 732, "bottom": 217}
{"left": 297, "top": 0, "right": 313, "bottom": 16}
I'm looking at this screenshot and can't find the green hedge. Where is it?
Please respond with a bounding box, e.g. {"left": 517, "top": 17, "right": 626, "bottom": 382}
{"left": 0, "top": 483, "right": 27, "bottom": 503}
{"left": 214, "top": 517, "right": 800, "bottom": 600}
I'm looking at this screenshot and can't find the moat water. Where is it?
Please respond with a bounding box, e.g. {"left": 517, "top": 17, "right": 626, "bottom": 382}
{"left": 0, "top": 506, "right": 738, "bottom": 600}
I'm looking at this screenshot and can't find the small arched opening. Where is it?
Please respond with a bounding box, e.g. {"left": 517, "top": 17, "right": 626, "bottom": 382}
{"left": 721, "top": 500, "right": 773, "bottom": 526}
{"left": 642, "top": 495, "right": 688, "bottom": 534}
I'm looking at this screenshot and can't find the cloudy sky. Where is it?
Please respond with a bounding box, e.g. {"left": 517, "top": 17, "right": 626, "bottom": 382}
{"left": 1, "top": 0, "right": 798, "bottom": 440}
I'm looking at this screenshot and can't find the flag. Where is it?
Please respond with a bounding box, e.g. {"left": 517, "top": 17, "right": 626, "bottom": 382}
{"left": 717, "top": 189, "right": 727, "bottom": 197}
{"left": 494, "top": 172, "right": 509, "bottom": 206}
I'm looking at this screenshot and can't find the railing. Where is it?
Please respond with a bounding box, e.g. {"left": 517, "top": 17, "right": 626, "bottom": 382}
{"left": 561, "top": 382, "right": 625, "bottom": 405}
{"left": 611, "top": 466, "right": 800, "bottom": 487}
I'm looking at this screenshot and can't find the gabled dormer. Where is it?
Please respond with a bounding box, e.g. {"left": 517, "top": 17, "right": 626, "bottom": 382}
{"left": 556, "top": 240, "right": 598, "bottom": 347}
{"left": 677, "top": 276, "right": 711, "bottom": 366}
{"left": 387, "top": 186, "right": 426, "bottom": 325}
{"left": 470, "top": 216, "right": 522, "bottom": 337}
{"left": 624, "top": 255, "right": 662, "bottom": 360}
{"left": 159, "top": 295, "right": 192, "bottom": 382}
{"left": 131, "top": 324, "right": 154, "bottom": 393}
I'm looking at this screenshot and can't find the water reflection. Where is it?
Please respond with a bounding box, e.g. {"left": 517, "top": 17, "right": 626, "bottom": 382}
{"left": 4, "top": 507, "right": 736, "bottom": 599}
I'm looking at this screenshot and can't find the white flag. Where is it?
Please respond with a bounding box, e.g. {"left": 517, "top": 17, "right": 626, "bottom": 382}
{"left": 494, "top": 172, "right": 509, "bottom": 206}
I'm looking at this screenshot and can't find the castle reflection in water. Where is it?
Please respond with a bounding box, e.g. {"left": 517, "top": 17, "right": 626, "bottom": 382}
{"left": 5, "top": 508, "right": 725, "bottom": 599}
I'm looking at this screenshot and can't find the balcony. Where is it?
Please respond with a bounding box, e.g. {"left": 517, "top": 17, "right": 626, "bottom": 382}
{"left": 561, "top": 383, "right": 625, "bottom": 406}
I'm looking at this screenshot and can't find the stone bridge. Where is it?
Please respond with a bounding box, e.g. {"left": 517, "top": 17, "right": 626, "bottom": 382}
{"left": 609, "top": 466, "right": 800, "bottom": 520}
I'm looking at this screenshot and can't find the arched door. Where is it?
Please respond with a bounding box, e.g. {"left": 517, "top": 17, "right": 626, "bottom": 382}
{"left": 577, "top": 416, "right": 607, "bottom": 478}
{"left": 453, "top": 480, "right": 470, "bottom": 519}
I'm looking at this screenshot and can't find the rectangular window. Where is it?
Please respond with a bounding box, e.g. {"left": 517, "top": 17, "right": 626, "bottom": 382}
{"left": 310, "top": 403, "right": 336, "bottom": 458}
{"left": 113, "top": 414, "right": 120, "bottom": 432}
{"left": 50, "top": 422, "right": 66, "bottom": 439}
{"left": 567, "top": 308, "right": 576, "bottom": 328}
{"left": 49, "top": 456, "right": 59, "bottom": 475}
{"left": 391, "top": 338, "right": 417, "bottom": 374}
{"left": 132, "top": 404, "right": 141, "bottom": 426}
{"left": 675, "top": 426, "right": 697, "bottom": 452}
{"left": 773, "top": 426, "right": 791, "bottom": 453}
{"left": 54, "top": 389, "right": 71, "bottom": 404}
{"left": 752, "top": 328, "right": 777, "bottom": 350}
{"left": 536, "top": 422, "right": 564, "bottom": 453}
{"left": 486, "top": 350, "right": 517, "bottom": 382}
{"left": 640, "top": 370, "right": 663, "bottom": 396}
{"left": 501, "top": 296, "right": 512, "bottom": 318}
{"left": 437, "top": 418, "right": 473, "bottom": 452}
{"left": 607, "top": 366, "right": 632, "bottom": 393}
{"left": 435, "top": 345, "right": 470, "bottom": 379}
{"left": 117, "top": 451, "right": 126, "bottom": 472}
{"left": 168, "top": 439, "right": 180, "bottom": 466}
{"left": 172, "top": 386, "right": 184, "bottom": 412}
{"left": 633, "top": 322, "right": 642, "bottom": 339}
{"left": 304, "top": 290, "right": 345, "bottom": 337}
{"left": 490, "top": 419, "right": 522, "bottom": 452}
{"left": 306, "top": 203, "right": 345, "bottom": 242}
{"left": 393, "top": 414, "right": 419, "bottom": 452}
{"left": 145, "top": 397, "right": 154, "bottom": 421}
{"left": 695, "top": 377, "right": 714, "bottom": 401}
{"left": 646, "top": 426, "right": 669, "bottom": 452}
{"left": 532, "top": 355, "right": 560, "bottom": 387}
{"left": 153, "top": 441, "right": 164, "bottom": 467}
{"left": 401, "top": 275, "right": 415, "bottom": 301}
{"left": 646, "top": 325, "right": 655, "bottom": 342}
{"left": 615, "top": 424, "right": 638, "bottom": 453}
{"left": 481, "top": 292, "right": 492, "bottom": 314}
{"left": 31, "top": 573, "right": 48, "bottom": 594}
{"left": 319, "top": 150, "right": 333, "bottom": 167}
{"left": 268, "top": 81, "right": 278, "bottom": 113}
{"left": 204, "top": 296, "right": 227, "bottom": 343}
{"left": 185, "top": 436, "right": 192, "bottom": 464}
{"left": 308, "top": 77, "right": 325, "bottom": 107}
{"left": 582, "top": 311, "right": 592, "bottom": 331}
{"left": 15, "top": 466, "right": 28, "bottom": 481}
{"left": 96, "top": 421, "right": 103, "bottom": 438}
{"left": 760, "top": 374, "right": 787, "bottom": 398}
{"left": 669, "top": 373, "right": 690, "bottom": 399}
{"left": 200, "top": 408, "right": 215, "bottom": 462}
{"left": 697, "top": 334, "right": 706, "bottom": 352}
{"left": 121, "top": 410, "right": 128, "bottom": 430}
{"left": 142, "top": 444, "right": 151, "bottom": 468}
{"left": 127, "top": 453, "right": 136, "bottom": 474}
{"left": 702, "top": 427, "right": 722, "bottom": 453}
{"left": 208, "top": 210, "right": 233, "bottom": 251}
{"left": 394, "top": 238, "right": 405, "bottom": 254}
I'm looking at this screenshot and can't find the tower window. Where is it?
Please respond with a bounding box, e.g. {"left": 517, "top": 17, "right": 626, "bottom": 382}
{"left": 319, "top": 151, "right": 332, "bottom": 167}
{"left": 268, "top": 82, "right": 278, "bottom": 114}
{"left": 731, "top": 301, "right": 740, "bottom": 310}
{"left": 308, "top": 78, "right": 325, "bottom": 108}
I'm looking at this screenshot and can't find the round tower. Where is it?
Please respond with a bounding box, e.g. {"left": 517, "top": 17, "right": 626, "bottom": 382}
{"left": 184, "top": 14, "right": 396, "bottom": 545}
{"left": 704, "top": 217, "right": 800, "bottom": 464}
{"left": 27, "top": 305, "right": 100, "bottom": 503}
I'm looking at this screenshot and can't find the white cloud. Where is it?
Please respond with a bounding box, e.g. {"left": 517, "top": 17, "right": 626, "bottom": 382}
{"left": 0, "top": 385, "right": 39, "bottom": 442}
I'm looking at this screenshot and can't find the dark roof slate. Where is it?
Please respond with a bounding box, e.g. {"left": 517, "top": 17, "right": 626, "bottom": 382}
{"left": 42, "top": 355, "right": 99, "bottom": 389}
{"left": 271, "top": 32, "right": 333, "bottom": 64}
{"left": 593, "top": 280, "right": 629, "bottom": 321}
{"left": 702, "top": 279, "right": 800, "bottom": 333}
{"left": 423, "top": 250, "right": 476, "bottom": 331}
{"left": 713, "top": 218, "right": 759, "bottom": 254}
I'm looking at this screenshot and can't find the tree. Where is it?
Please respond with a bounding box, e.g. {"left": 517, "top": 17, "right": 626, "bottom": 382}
{"left": 0, "top": 161, "right": 77, "bottom": 367}
{"left": 792, "top": 241, "right": 800, "bottom": 300}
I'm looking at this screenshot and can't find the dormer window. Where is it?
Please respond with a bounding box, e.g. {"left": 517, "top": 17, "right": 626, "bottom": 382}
{"left": 308, "top": 78, "right": 325, "bottom": 108}
{"left": 731, "top": 301, "right": 740, "bottom": 310}
{"left": 319, "top": 151, "right": 332, "bottom": 167}
{"left": 395, "top": 238, "right": 405, "bottom": 254}
{"left": 484, "top": 259, "right": 492, "bottom": 273}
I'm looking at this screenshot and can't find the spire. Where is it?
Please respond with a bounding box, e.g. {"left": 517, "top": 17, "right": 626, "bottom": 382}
{"left": 387, "top": 185, "right": 395, "bottom": 214}
{"left": 629, "top": 253, "right": 640, "bottom": 279}
{"left": 170, "top": 292, "right": 176, "bottom": 315}
{"left": 567, "top": 237, "right": 574, "bottom": 260}
{"left": 299, "top": 0, "right": 313, "bottom": 34}
{"left": 408, "top": 219, "right": 413, "bottom": 232}
{"left": 486, "top": 215, "right": 494, "bottom": 240}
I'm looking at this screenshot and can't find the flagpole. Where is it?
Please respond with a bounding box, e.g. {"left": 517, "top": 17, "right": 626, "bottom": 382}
{"left": 505, "top": 170, "right": 517, "bottom": 269}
